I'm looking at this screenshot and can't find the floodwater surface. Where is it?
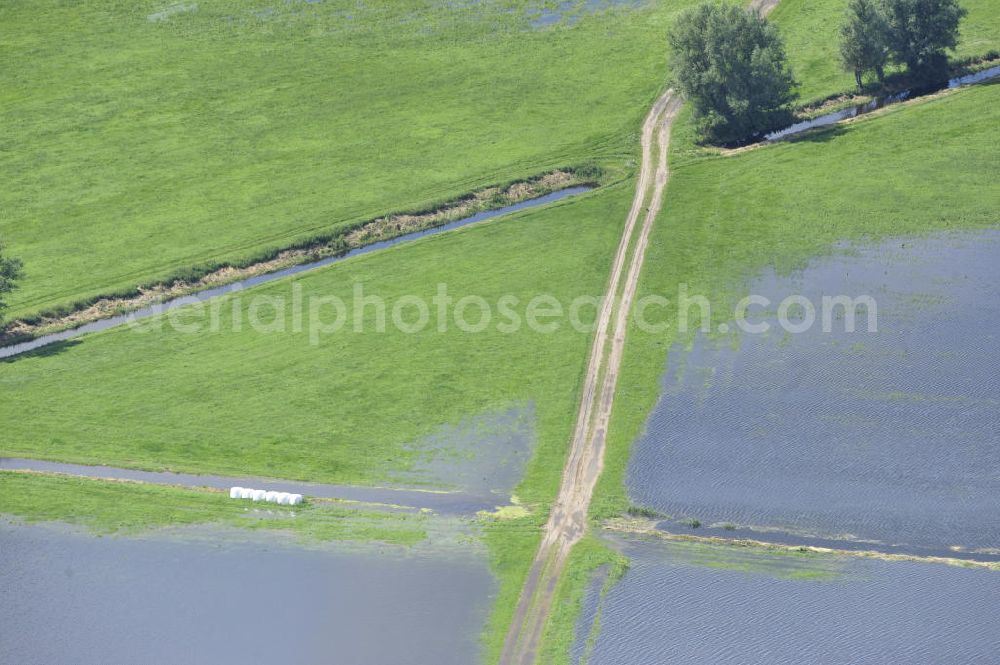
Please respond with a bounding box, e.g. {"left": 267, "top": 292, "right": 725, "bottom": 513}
{"left": 394, "top": 404, "right": 535, "bottom": 497}
{"left": 579, "top": 535, "right": 1000, "bottom": 665}
{"left": 628, "top": 231, "right": 1000, "bottom": 554}
{"left": 529, "top": 0, "right": 645, "bottom": 28}
{"left": 0, "top": 522, "right": 495, "bottom": 665}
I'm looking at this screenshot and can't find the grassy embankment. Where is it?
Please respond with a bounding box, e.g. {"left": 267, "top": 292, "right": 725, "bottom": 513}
{"left": 537, "top": 81, "right": 1000, "bottom": 664}
{"left": 0, "top": 0, "right": 701, "bottom": 321}
{"left": 0, "top": 471, "right": 427, "bottom": 545}
{"left": 772, "top": 0, "right": 1000, "bottom": 102}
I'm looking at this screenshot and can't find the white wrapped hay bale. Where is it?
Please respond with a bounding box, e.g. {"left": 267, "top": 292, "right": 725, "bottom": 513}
{"left": 239, "top": 488, "right": 255, "bottom": 499}
{"left": 229, "top": 487, "right": 244, "bottom": 499}
{"left": 264, "top": 491, "right": 280, "bottom": 503}
{"left": 251, "top": 489, "right": 267, "bottom": 502}
{"left": 276, "top": 493, "right": 291, "bottom": 505}
{"left": 289, "top": 494, "right": 303, "bottom": 506}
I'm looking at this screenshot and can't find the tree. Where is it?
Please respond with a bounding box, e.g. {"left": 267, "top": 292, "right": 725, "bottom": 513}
{"left": 0, "top": 242, "right": 23, "bottom": 323}
{"left": 882, "top": 0, "right": 967, "bottom": 80}
{"left": 669, "top": 2, "right": 798, "bottom": 144}
{"left": 839, "top": 0, "right": 890, "bottom": 89}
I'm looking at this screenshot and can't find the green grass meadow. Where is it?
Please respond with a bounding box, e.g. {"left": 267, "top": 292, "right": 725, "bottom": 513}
{"left": 3, "top": 0, "right": 998, "bottom": 321}
{"left": 0, "top": 185, "right": 630, "bottom": 506}
{"left": 0, "top": 0, "right": 701, "bottom": 321}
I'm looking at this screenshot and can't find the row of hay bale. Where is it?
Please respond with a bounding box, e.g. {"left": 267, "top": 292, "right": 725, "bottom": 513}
{"left": 229, "top": 486, "right": 303, "bottom": 505}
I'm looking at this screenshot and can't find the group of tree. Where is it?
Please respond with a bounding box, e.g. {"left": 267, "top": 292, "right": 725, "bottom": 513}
{"left": 668, "top": 0, "right": 967, "bottom": 144}
{"left": 668, "top": 3, "right": 798, "bottom": 145}
{"left": 840, "top": 0, "right": 967, "bottom": 89}
{"left": 0, "top": 242, "right": 23, "bottom": 324}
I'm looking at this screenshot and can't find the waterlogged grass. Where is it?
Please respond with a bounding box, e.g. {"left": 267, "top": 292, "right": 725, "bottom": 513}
{"left": 624, "top": 535, "right": 848, "bottom": 581}
{"left": 477, "top": 510, "right": 630, "bottom": 664}
{"left": 0, "top": 471, "right": 427, "bottom": 545}
{"left": 540, "top": 535, "right": 629, "bottom": 665}
{"left": 478, "top": 525, "right": 628, "bottom": 665}
{"left": 479, "top": 515, "right": 547, "bottom": 663}
{"left": 0, "top": 0, "right": 703, "bottom": 320}
{"left": 772, "top": 0, "right": 1000, "bottom": 102}
{"left": 675, "top": 543, "right": 844, "bottom": 581}
{"left": 0, "top": 186, "right": 627, "bottom": 500}
{"left": 593, "top": 82, "right": 1000, "bottom": 520}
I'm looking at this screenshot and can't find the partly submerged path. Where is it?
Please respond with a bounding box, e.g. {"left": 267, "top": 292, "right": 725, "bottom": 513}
{"left": 499, "top": 90, "right": 682, "bottom": 665}
{"left": 499, "top": 3, "right": 784, "bottom": 662}
{"left": 0, "top": 457, "right": 500, "bottom": 516}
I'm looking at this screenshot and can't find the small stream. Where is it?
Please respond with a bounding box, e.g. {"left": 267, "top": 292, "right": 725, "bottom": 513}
{"left": 765, "top": 64, "right": 1000, "bottom": 142}
{"left": 0, "top": 186, "right": 592, "bottom": 360}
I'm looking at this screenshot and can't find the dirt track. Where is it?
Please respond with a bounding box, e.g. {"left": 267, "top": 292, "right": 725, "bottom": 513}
{"left": 498, "top": 3, "right": 781, "bottom": 663}
{"left": 498, "top": 90, "right": 681, "bottom": 665}
{"left": 750, "top": 0, "right": 781, "bottom": 13}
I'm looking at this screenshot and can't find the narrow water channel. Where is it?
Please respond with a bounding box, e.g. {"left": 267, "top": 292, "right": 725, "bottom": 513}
{"left": 765, "top": 64, "right": 1000, "bottom": 142}
{"left": 0, "top": 186, "right": 592, "bottom": 360}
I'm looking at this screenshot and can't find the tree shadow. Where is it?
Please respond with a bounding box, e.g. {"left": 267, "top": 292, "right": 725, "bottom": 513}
{"left": 783, "top": 124, "right": 851, "bottom": 145}
{"left": 0, "top": 339, "right": 82, "bottom": 363}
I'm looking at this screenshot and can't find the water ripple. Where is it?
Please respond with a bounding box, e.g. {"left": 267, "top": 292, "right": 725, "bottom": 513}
{"left": 627, "top": 231, "right": 1000, "bottom": 554}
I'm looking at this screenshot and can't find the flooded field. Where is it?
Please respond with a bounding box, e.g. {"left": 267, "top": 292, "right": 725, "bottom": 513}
{"left": 395, "top": 404, "right": 535, "bottom": 497}
{"left": 628, "top": 231, "right": 1000, "bottom": 554}
{"left": 578, "top": 535, "right": 1000, "bottom": 665}
{"left": 529, "top": 0, "right": 646, "bottom": 28}
{"left": 0, "top": 522, "right": 494, "bottom": 665}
